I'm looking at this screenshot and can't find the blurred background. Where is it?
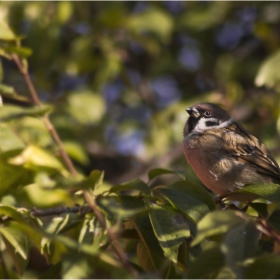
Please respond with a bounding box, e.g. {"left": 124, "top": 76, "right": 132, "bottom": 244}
{"left": 1, "top": 1, "right": 280, "bottom": 186}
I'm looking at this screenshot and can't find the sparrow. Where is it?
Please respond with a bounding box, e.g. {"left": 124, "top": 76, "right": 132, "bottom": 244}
{"left": 183, "top": 102, "right": 280, "bottom": 195}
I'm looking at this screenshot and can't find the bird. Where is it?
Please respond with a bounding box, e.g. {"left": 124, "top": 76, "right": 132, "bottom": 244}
{"left": 183, "top": 102, "right": 280, "bottom": 195}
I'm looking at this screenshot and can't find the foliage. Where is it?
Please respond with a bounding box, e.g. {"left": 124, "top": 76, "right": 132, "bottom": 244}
{"left": 0, "top": 1, "right": 280, "bottom": 279}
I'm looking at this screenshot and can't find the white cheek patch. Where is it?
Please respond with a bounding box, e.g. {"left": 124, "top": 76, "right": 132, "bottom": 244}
{"left": 193, "top": 118, "right": 234, "bottom": 133}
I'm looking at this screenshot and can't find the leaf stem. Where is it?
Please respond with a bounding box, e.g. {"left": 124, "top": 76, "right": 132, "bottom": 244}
{"left": 11, "top": 54, "right": 78, "bottom": 178}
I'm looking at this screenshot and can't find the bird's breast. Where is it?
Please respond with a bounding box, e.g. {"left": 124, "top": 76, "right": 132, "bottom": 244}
{"left": 183, "top": 131, "right": 242, "bottom": 194}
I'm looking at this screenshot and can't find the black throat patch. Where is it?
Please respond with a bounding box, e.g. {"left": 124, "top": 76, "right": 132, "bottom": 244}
{"left": 186, "top": 116, "right": 202, "bottom": 134}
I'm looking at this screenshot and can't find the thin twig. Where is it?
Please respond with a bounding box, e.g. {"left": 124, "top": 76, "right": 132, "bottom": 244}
{"left": 83, "top": 191, "right": 137, "bottom": 277}
{"left": 30, "top": 206, "right": 91, "bottom": 217}
{"left": 11, "top": 54, "right": 78, "bottom": 178}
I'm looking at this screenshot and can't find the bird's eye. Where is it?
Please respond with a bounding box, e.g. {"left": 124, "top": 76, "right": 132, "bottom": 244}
{"left": 204, "top": 111, "right": 211, "bottom": 117}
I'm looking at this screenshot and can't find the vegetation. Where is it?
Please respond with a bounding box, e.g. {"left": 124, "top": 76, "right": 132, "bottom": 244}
{"left": 0, "top": 2, "right": 280, "bottom": 278}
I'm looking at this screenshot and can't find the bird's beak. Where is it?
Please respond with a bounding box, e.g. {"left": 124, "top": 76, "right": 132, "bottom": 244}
{"left": 186, "top": 107, "right": 200, "bottom": 118}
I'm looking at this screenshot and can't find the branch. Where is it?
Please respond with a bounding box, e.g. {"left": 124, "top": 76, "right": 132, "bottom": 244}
{"left": 11, "top": 54, "right": 78, "bottom": 179}
{"left": 83, "top": 191, "right": 138, "bottom": 277}
{"left": 30, "top": 206, "right": 91, "bottom": 217}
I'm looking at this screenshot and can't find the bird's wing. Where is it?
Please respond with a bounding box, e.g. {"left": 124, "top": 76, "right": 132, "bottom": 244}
{"left": 223, "top": 122, "right": 280, "bottom": 181}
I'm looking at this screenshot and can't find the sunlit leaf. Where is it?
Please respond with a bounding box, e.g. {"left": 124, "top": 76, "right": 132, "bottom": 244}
{"left": 41, "top": 213, "right": 83, "bottom": 259}
{"left": 0, "top": 205, "right": 26, "bottom": 224}
{"left": 110, "top": 179, "right": 150, "bottom": 195}
{"left": 255, "top": 49, "right": 280, "bottom": 88}
{"left": 9, "top": 145, "right": 65, "bottom": 172}
{"left": 0, "top": 224, "right": 27, "bottom": 258}
{"left": 148, "top": 168, "right": 185, "bottom": 181}
{"left": 233, "top": 183, "right": 280, "bottom": 205}
{"left": 155, "top": 181, "right": 215, "bottom": 223}
{"left": 57, "top": 1, "right": 73, "bottom": 24}
{"left": 1, "top": 224, "right": 30, "bottom": 276}
{"left": 191, "top": 210, "right": 245, "bottom": 246}
{"left": 79, "top": 170, "right": 104, "bottom": 192}
{"left": 61, "top": 253, "right": 93, "bottom": 279}
{"left": 22, "top": 183, "right": 72, "bottom": 207}
{"left": 62, "top": 141, "right": 89, "bottom": 165}
{"left": 78, "top": 218, "right": 94, "bottom": 245}
{"left": 129, "top": 8, "right": 173, "bottom": 42}
{"left": 0, "top": 157, "right": 32, "bottom": 196}
{"left": 0, "top": 125, "right": 25, "bottom": 155}
{"left": 2, "top": 46, "right": 33, "bottom": 58}
{"left": 67, "top": 90, "right": 105, "bottom": 125}
{"left": 0, "top": 104, "right": 52, "bottom": 121}
{"left": 181, "top": 2, "right": 230, "bottom": 31}
{"left": 0, "top": 21, "right": 17, "bottom": 40}
{"left": 98, "top": 196, "right": 146, "bottom": 220}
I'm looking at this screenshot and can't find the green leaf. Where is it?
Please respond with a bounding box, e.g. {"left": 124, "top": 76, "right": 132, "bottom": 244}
{"left": 78, "top": 218, "right": 94, "bottom": 245}
{"left": 235, "top": 183, "right": 280, "bottom": 205}
{"left": 0, "top": 22, "right": 17, "bottom": 40}
{"left": 97, "top": 196, "right": 146, "bottom": 220}
{"left": 129, "top": 8, "right": 174, "bottom": 42}
{"left": 221, "top": 222, "right": 259, "bottom": 278}
{"left": 155, "top": 181, "right": 215, "bottom": 223}
{"left": 147, "top": 203, "right": 190, "bottom": 263}
{"left": 137, "top": 241, "right": 157, "bottom": 272}
{"left": 0, "top": 157, "right": 32, "bottom": 196}
{"left": 120, "top": 196, "right": 165, "bottom": 270}
{"left": 57, "top": 2, "right": 73, "bottom": 24}
{"left": 187, "top": 245, "right": 229, "bottom": 279}
{"left": 80, "top": 170, "right": 104, "bottom": 192}
{"left": 0, "top": 83, "right": 17, "bottom": 96}
{"left": 0, "top": 105, "right": 53, "bottom": 121}
{"left": 2, "top": 45, "right": 33, "bottom": 58}
{"left": 170, "top": 181, "right": 216, "bottom": 211}
{"left": 9, "top": 145, "right": 65, "bottom": 172}
{"left": 244, "top": 255, "right": 280, "bottom": 279}
{"left": 41, "top": 213, "right": 83, "bottom": 258}
{"left": 0, "top": 224, "right": 29, "bottom": 275}
{"left": 255, "top": 49, "right": 280, "bottom": 89}
{"left": 110, "top": 179, "right": 150, "bottom": 195}
{"left": 67, "top": 90, "right": 105, "bottom": 125}
{"left": 61, "top": 253, "right": 93, "bottom": 279}
{"left": 191, "top": 210, "right": 245, "bottom": 246}
{"left": 0, "top": 225, "right": 28, "bottom": 258}
{"left": 23, "top": 183, "right": 72, "bottom": 207}
{"left": 0, "top": 205, "right": 26, "bottom": 224}
{"left": 0, "top": 125, "right": 25, "bottom": 155}
{"left": 148, "top": 168, "right": 185, "bottom": 181}
{"left": 62, "top": 141, "right": 89, "bottom": 165}
{"left": 181, "top": 2, "right": 230, "bottom": 31}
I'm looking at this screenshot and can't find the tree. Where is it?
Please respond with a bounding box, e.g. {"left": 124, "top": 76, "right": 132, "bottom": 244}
{"left": 0, "top": 2, "right": 280, "bottom": 278}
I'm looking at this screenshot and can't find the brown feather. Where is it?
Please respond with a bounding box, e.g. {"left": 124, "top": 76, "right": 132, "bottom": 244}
{"left": 223, "top": 122, "right": 280, "bottom": 181}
